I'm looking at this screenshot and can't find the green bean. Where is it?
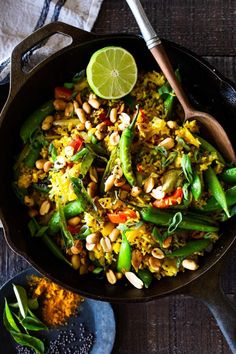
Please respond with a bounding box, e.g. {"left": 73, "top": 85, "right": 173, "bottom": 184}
{"left": 140, "top": 206, "right": 219, "bottom": 232}
{"left": 117, "top": 231, "right": 132, "bottom": 272}
{"left": 202, "top": 185, "right": 236, "bottom": 211}
{"left": 220, "top": 167, "right": 236, "bottom": 184}
{"left": 204, "top": 166, "right": 230, "bottom": 218}
{"left": 119, "top": 107, "right": 139, "bottom": 186}
{"left": 167, "top": 239, "right": 210, "bottom": 258}
{"left": 48, "top": 199, "right": 84, "bottom": 235}
{"left": 198, "top": 136, "right": 225, "bottom": 163}
{"left": 20, "top": 100, "right": 54, "bottom": 143}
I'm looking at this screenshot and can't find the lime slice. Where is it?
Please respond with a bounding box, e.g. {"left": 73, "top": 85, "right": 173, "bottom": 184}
{"left": 86, "top": 46, "right": 138, "bottom": 99}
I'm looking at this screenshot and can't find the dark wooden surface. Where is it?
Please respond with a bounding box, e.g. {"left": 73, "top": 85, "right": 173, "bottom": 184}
{"left": 0, "top": 1, "right": 236, "bottom": 353}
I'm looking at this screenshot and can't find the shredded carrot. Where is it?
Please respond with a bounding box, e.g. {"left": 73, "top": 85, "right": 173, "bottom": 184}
{"left": 28, "top": 275, "right": 83, "bottom": 327}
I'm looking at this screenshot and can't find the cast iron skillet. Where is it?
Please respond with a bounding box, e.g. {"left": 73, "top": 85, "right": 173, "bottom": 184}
{"left": 0, "top": 22, "right": 236, "bottom": 352}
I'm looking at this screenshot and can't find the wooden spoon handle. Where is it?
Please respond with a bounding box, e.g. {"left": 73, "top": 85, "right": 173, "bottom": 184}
{"left": 150, "top": 45, "right": 192, "bottom": 116}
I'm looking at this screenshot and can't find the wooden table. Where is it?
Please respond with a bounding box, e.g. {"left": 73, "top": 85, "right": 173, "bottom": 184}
{"left": 0, "top": 1, "right": 236, "bottom": 353}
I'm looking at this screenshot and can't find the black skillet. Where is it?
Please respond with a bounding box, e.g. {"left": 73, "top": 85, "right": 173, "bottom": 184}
{"left": 0, "top": 22, "right": 236, "bottom": 352}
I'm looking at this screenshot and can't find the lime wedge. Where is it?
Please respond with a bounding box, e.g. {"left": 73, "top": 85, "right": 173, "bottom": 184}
{"left": 86, "top": 46, "right": 138, "bottom": 99}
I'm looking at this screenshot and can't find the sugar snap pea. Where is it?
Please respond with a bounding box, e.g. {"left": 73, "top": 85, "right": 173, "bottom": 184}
{"left": 48, "top": 199, "right": 84, "bottom": 235}
{"left": 167, "top": 239, "right": 211, "bottom": 258}
{"left": 119, "top": 107, "right": 139, "bottom": 186}
{"left": 202, "top": 185, "right": 236, "bottom": 212}
{"left": 191, "top": 171, "right": 202, "bottom": 201}
{"left": 198, "top": 136, "right": 225, "bottom": 163}
{"left": 220, "top": 167, "right": 236, "bottom": 184}
{"left": 141, "top": 206, "right": 219, "bottom": 232}
{"left": 204, "top": 166, "right": 230, "bottom": 218}
{"left": 20, "top": 100, "right": 54, "bottom": 143}
{"left": 117, "top": 231, "right": 132, "bottom": 272}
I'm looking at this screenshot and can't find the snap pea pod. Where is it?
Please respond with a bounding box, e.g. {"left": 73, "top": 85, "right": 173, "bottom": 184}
{"left": 204, "top": 166, "right": 230, "bottom": 218}
{"left": 20, "top": 100, "right": 54, "bottom": 143}
{"left": 202, "top": 185, "right": 236, "bottom": 211}
{"left": 220, "top": 167, "right": 236, "bottom": 184}
{"left": 27, "top": 218, "right": 71, "bottom": 265}
{"left": 191, "top": 172, "right": 202, "bottom": 201}
{"left": 117, "top": 232, "right": 132, "bottom": 272}
{"left": 198, "top": 136, "right": 225, "bottom": 163}
{"left": 119, "top": 107, "right": 139, "bottom": 187}
{"left": 24, "top": 144, "right": 41, "bottom": 168}
{"left": 137, "top": 269, "right": 153, "bottom": 288}
{"left": 140, "top": 207, "right": 219, "bottom": 232}
{"left": 80, "top": 151, "right": 95, "bottom": 177}
{"left": 48, "top": 199, "right": 85, "bottom": 235}
{"left": 58, "top": 202, "right": 74, "bottom": 248}
{"left": 70, "top": 177, "right": 97, "bottom": 212}
{"left": 167, "top": 239, "right": 211, "bottom": 258}
{"left": 100, "top": 148, "right": 117, "bottom": 193}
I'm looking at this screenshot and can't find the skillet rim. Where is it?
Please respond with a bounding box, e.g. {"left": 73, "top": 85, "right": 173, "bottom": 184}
{"left": 0, "top": 27, "right": 236, "bottom": 301}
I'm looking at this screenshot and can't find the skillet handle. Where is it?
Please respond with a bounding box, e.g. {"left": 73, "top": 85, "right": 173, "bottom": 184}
{"left": 10, "top": 21, "right": 96, "bottom": 97}
{"left": 183, "top": 259, "right": 236, "bottom": 353}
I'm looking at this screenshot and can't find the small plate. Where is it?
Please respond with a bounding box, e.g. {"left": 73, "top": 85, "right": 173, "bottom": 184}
{"left": 0, "top": 268, "right": 116, "bottom": 354}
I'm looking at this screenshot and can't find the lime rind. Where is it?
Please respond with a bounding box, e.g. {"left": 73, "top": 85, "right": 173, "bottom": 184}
{"left": 86, "top": 46, "right": 138, "bottom": 99}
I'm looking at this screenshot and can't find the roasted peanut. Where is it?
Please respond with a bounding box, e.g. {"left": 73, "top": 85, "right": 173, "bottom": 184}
{"left": 110, "top": 107, "right": 118, "bottom": 123}
{"left": 89, "top": 166, "right": 98, "bottom": 183}
{"left": 65, "top": 102, "right": 74, "bottom": 117}
{"left": 88, "top": 98, "right": 101, "bottom": 109}
{"left": 109, "top": 228, "right": 120, "bottom": 242}
{"left": 71, "top": 254, "right": 80, "bottom": 269}
{"left": 109, "top": 131, "right": 120, "bottom": 145}
{"left": 106, "top": 269, "right": 117, "bottom": 285}
{"left": 53, "top": 99, "right": 66, "bottom": 111}
{"left": 125, "top": 272, "right": 143, "bottom": 289}
{"left": 82, "top": 102, "right": 91, "bottom": 114}
{"left": 43, "top": 161, "right": 52, "bottom": 173}
{"left": 131, "top": 186, "right": 142, "bottom": 197}
{"left": 182, "top": 259, "right": 198, "bottom": 270}
{"left": 68, "top": 216, "right": 81, "bottom": 226}
{"left": 24, "top": 195, "right": 34, "bottom": 207}
{"left": 41, "top": 115, "right": 53, "bottom": 130}
{"left": 152, "top": 248, "right": 165, "bottom": 259}
{"left": 100, "top": 237, "right": 112, "bottom": 253}
{"left": 87, "top": 181, "right": 97, "bottom": 198}
{"left": 158, "top": 137, "right": 175, "bottom": 150}
{"left": 144, "top": 176, "right": 155, "bottom": 193}
{"left": 39, "top": 200, "right": 50, "bottom": 215}
{"left": 35, "top": 159, "right": 47, "bottom": 170}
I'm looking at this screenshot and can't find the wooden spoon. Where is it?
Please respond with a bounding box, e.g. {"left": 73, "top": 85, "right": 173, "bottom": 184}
{"left": 126, "top": 0, "right": 236, "bottom": 163}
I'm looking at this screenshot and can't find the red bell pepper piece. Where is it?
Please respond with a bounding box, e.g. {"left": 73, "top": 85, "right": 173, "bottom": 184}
{"left": 107, "top": 210, "right": 137, "bottom": 224}
{"left": 55, "top": 87, "right": 72, "bottom": 101}
{"left": 69, "top": 136, "right": 83, "bottom": 152}
{"left": 153, "top": 187, "right": 183, "bottom": 209}
{"left": 67, "top": 225, "right": 80, "bottom": 235}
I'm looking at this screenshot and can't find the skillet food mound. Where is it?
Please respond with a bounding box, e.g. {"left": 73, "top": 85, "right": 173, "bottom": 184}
{"left": 13, "top": 47, "right": 236, "bottom": 289}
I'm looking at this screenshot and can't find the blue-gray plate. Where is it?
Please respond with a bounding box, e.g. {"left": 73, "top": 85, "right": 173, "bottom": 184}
{"left": 0, "top": 268, "right": 116, "bottom": 354}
